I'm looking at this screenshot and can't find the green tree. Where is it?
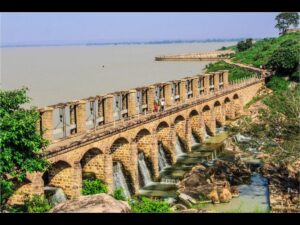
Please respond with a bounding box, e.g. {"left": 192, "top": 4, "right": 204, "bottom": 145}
{"left": 237, "top": 38, "right": 253, "bottom": 52}
{"left": 267, "top": 40, "right": 300, "bottom": 76}
{"left": 275, "top": 12, "right": 299, "bottom": 34}
{"left": 0, "top": 87, "right": 49, "bottom": 209}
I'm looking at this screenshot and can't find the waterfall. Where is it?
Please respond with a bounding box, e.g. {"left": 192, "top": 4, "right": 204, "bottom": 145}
{"left": 216, "top": 126, "right": 224, "bottom": 134}
{"left": 158, "top": 144, "right": 170, "bottom": 171}
{"left": 204, "top": 127, "right": 210, "bottom": 139}
{"left": 191, "top": 133, "right": 200, "bottom": 146}
{"left": 161, "top": 177, "right": 179, "bottom": 184}
{"left": 175, "top": 136, "right": 185, "bottom": 157}
{"left": 113, "top": 162, "right": 131, "bottom": 198}
{"left": 138, "top": 152, "right": 152, "bottom": 187}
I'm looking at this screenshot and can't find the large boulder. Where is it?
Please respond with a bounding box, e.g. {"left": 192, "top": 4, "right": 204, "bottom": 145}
{"left": 50, "top": 193, "right": 131, "bottom": 213}
{"left": 219, "top": 187, "right": 232, "bottom": 203}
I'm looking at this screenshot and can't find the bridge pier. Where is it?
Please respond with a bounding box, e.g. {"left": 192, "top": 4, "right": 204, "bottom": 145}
{"left": 103, "top": 153, "right": 113, "bottom": 194}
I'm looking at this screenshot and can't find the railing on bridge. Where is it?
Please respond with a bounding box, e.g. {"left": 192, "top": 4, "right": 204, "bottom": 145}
{"left": 38, "top": 69, "right": 263, "bottom": 144}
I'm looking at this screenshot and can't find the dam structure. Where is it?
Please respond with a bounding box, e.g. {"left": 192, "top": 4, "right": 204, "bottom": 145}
{"left": 8, "top": 68, "right": 267, "bottom": 205}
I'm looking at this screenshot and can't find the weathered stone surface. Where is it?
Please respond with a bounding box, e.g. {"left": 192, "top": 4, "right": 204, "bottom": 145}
{"left": 219, "top": 187, "right": 232, "bottom": 203}
{"left": 50, "top": 194, "right": 131, "bottom": 213}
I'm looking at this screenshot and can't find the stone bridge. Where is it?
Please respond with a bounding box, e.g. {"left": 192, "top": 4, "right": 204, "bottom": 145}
{"left": 8, "top": 69, "right": 266, "bottom": 205}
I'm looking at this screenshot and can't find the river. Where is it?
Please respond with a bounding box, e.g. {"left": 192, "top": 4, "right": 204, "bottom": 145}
{"left": 1, "top": 42, "right": 235, "bottom": 108}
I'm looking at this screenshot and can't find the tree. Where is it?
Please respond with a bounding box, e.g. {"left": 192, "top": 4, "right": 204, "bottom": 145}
{"left": 237, "top": 38, "right": 253, "bottom": 52}
{"left": 267, "top": 40, "right": 300, "bottom": 76}
{"left": 0, "top": 87, "right": 49, "bottom": 209}
{"left": 275, "top": 13, "right": 299, "bottom": 34}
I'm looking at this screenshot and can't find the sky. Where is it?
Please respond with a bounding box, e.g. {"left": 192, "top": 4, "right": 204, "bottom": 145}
{"left": 0, "top": 13, "right": 281, "bottom": 45}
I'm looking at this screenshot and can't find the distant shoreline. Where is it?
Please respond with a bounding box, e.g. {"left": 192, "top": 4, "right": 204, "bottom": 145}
{"left": 0, "top": 39, "right": 244, "bottom": 49}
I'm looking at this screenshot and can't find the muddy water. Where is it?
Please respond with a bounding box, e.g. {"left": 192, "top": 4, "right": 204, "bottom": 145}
{"left": 1, "top": 42, "right": 235, "bottom": 107}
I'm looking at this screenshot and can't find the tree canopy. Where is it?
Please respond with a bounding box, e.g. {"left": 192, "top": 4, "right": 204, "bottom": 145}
{"left": 0, "top": 87, "right": 49, "bottom": 208}
{"left": 275, "top": 13, "right": 299, "bottom": 34}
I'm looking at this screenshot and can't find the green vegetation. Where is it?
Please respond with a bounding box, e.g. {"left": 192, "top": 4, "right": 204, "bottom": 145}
{"left": 229, "top": 85, "right": 300, "bottom": 164}
{"left": 129, "top": 197, "right": 172, "bottom": 213}
{"left": 266, "top": 76, "right": 289, "bottom": 93}
{"left": 237, "top": 38, "right": 253, "bottom": 52}
{"left": 0, "top": 87, "right": 49, "bottom": 209}
{"left": 81, "top": 179, "right": 108, "bottom": 195}
{"left": 232, "top": 32, "right": 300, "bottom": 69}
{"left": 113, "top": 188, "right": 127, "bottom": 201}
{"left": 275, "top": 13, "right": 299, "bottom": 34}
{"left": 23, "top": 194, "right": 52, "bottom": 213}
{"left": 205, "top": 61, "right": 253, "bottom": 82}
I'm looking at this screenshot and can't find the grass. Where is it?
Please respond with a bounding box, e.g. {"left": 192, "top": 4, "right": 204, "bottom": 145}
{"left": 205, "top": 61, "right": 254, "bottom": 82}
{"left": 232, "top": 32, "right": 300, "bottom": 68}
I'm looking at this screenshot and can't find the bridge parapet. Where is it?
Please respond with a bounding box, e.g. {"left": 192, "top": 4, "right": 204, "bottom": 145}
{"left": 38, "top": 70, "right": 260, "bottom": 146}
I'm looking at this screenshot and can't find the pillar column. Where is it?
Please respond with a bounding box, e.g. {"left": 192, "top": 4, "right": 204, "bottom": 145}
{"left": 223, "top": 70, "right": 229, "bottom": 88}
{"left": 179, "top": 79, "right": 187, "bottom": 102}
{"left": 104, "top": 95, "right": 113, "bottom": 124}
{"left": 151, "top": 132, "right": 159, "bottom": 180}
{"left": 130, "top": 141, "right": 139, "bottom": 193}
{"left": 225, "top": 101, "right": 236, "bottom": 120}
{"left": 128, "top": 89, "right": 137, "bottom": 117}
{"left": 39, "top": 107, "right": 54, "bottom": 142}
{"left": 199, "top": 114, "right": 206, "bottom": 142}
{"left": 104, "top": 153, "right": 113, "bottom": 194}
{"left": 185, "top": 118, "right": 192, "bottom": 152}
{"left": 204, "top": 74, "right": 210, "bottom": 94}
{"left": 214, "top": 72, "right": 220, "bottom": 92}
{"left": 169, "top": 124, "right": 177, "bottom": 164}
{"left": 147, "top": 86, "right": 155, "bottom": 112}
{"left": 69, "top": 104, "right": 76, "bottom": 134}
{"left": 71, "top": 161, "right": 82, "bottom": 199}
{"left": 164, "top": 82, "right": 172, "bottom": 107}
{"left": 192, "top": 77, "right": 199, "bottom": 98}
{"left": 209, "top": 111, "right": 217, "bottom": 136}
{"left": 76, "top": 100, "right": 87, "bottom": 134}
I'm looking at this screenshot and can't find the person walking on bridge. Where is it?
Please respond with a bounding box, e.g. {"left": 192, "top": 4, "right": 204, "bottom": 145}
{"left": 160, "top": 98, "right": 165, "bottom": 112}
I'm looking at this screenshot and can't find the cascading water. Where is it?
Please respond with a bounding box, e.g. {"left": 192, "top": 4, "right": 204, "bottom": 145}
{"left": 204, "top": 127, "right": 210, "bottom": 139}
{"left": 216, "top": 122, "right": 224, "bottom": 134}
{"left": 138, "top": 152, "right": 152, "bottom": 187}
{"left": 113, "top": 162, "right": 131, "bottom": 198}
{"left": 191, "top": 133, "right": 200, "bottom": 146}
{"left": 175, "top": 136, "right": 185, "bottom": 157}
{"left": 158, "top": 144, "right": 170, "bottom": 171}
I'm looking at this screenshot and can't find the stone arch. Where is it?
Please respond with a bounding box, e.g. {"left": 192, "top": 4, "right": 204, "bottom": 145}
{"left": 189, "top": 109, "right": 204, "bottom": 143}
{"left": 174, "top": 115, "right": 185, "bottom": 124}
{"left": 174, "top": 114, "right": 188, "bottom": 153}
{"left": 7, "top": 178, "right": 32, "bottom": 205}
{"left": 110, "top": 137, "right": 135, "bottom": 195}
{"left": 202, "top": 105, "right": 216, "bottom": 136}
{"left": 214, "top": 100, "right": 225, "bottom": 126}
{"left": 156, "top": 121, "right": 175, "bottom": 164}
{"left": 224, "top": 97, "right": 234, "bottom": 120}
{"left": 233, "top": 94, "right": 243, "bottom": 117}
{"left": 43, "top": 160, "right": 75, "bottom": 199}
{"left": 135, "top": 128, "right": 157, "bottom": 180}
{"left": 80, "top": 148, "right": 105, "bottom": 182}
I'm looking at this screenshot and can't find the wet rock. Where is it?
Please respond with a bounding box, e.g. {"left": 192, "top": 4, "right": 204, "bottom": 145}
{"left": 171, "top": 204, "right": 187, "bottom": 211}
{"left": 230, "top": 186, "right": 240, "bottom": 197}
{"left": 50, "top": 193, "right": 131, "bottom": 213}
{"left": 178, "top": 193, "right": 197, "bottom": 206}
{"left": 219, "top": 188, "right": 232, "bottom": 203}
{"left": 208, "top": 189, "right": 219, "bottom": 204}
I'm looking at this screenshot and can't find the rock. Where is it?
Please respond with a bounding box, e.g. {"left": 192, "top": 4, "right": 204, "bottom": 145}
{"left": 179, "top": 209, "right": 198, "bottom": 213}
{"left": 219, "top": 187, "right": 232, "bottom": 203}
{"left": 171, "top": 204, "right": 187, "bottom": 211}
{"left": 255, "top": 152, "right": 270, "bottom": 160}
{"left": 208, "top": 189, "right": 219, "bottom": 204}
{"left": 230, "top": 186, "right": 240, "bottom": 197}
{"left": 184, "top": 173, "right": 200, "bottom": 187}
{"left": 178, "top": 193, "right": 197, "bottom": 206}
{"left": 44, "top": 187, "right": 67, "bottom": 206}
{"left": 50, "top": 193, "right": 131, "bottom": 213}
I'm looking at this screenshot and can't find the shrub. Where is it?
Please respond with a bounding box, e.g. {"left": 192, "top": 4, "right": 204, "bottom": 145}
{"left": 23, "top": 194, "right": 52, "bottom": 213}
{"left": 113, "top": 188, "right": 127, "bottom": 201}
{"left": 129, "top": 197, "right": 172, "bottom": 213}
{"left": 266, "top": 76, "right": 289, "bottom": 93}
{"left": 82, "top": 179, "right": 108, "bottom": 195}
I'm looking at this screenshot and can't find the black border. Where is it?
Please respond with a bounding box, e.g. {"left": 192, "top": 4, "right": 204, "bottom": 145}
{"left": 1, "top": 0, "right": 300, "bottom": 12}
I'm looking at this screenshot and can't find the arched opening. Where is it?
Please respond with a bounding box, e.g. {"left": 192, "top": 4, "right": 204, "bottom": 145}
{"left": 202, "top": 105, "right": 213, "bottom": 137}
{"left": 224, "top": 97, "right": 232, "bottom": 120}
{"left": 110, "top": 138, "right": 134, "bottom": 197}
{"left": 7, "top": 178, "right": 32, "bottom": 206}
{"left": 43, "top": 160, "right": 73, "bottom": 199}
{"left": 214, "top": 101, "right": 225, "bottom": 131}
{"left": 189, "top": 110, "right": 199, "bottom": 118}
{"left": 233, "top": 94, "right": 242, "bottom": 117}
{"left": 135, "top": 129, "right": 155, "bottom": 187}
{"left": 174, "top": 115, "right": 187, "bottom": 156}
{"left": 80, "top": 148, "right": 104, "bottom": 182}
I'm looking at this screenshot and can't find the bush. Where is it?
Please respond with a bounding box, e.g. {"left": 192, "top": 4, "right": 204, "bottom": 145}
{"left": 23, "top": 195, "right": 52, "bottom": 213}
{"left": 113, "top": 188, "right": 127, "bottom": 201}
{"left": 129, "top": 197, "right": 172, "bottom": 213}
{"left": 237, "top": 38, "right": 253, "bottom": 52}
{"left": 82, "top": 179, "right": 108, "bottom": 195}
{"left": 266, "top": 76, "right": 289, "bottom": 93}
